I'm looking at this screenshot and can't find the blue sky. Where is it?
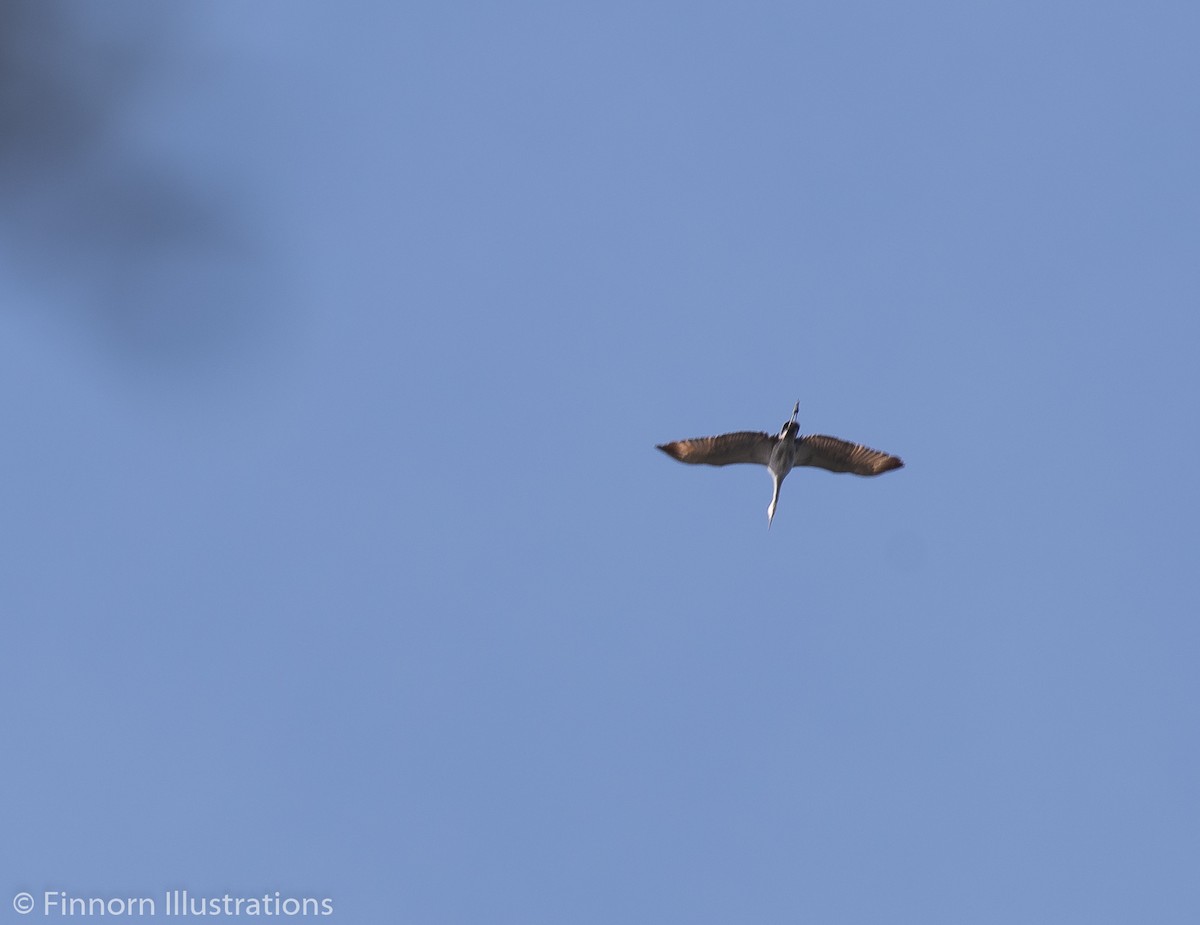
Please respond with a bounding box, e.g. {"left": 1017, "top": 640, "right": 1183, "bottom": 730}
{"left": 2, "top": 2, "right": 1198, "bottom": 922}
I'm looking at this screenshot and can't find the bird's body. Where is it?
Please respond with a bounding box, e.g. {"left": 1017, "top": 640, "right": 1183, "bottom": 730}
{"left": 656, "top": 402, "right": 902, "bottom": 527}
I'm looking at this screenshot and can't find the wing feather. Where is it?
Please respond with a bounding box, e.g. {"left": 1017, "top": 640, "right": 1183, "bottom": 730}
{"left": 656, "top": 431, "right": 774, "bottom": 467}
{"left": 795, "top": 434, "right": 903, "bottom": 476}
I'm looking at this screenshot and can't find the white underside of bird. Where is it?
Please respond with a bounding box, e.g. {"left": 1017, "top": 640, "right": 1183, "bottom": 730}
{"left": 765, "top": 436, "right": 798, "bottom": 528}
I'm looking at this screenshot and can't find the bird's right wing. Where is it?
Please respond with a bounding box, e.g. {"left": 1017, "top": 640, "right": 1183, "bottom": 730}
{"left": 795, "top": 434, "right": 904, "bottom": 475}
{"left": 656, "top": 431, "right": 775, "bottom": 466}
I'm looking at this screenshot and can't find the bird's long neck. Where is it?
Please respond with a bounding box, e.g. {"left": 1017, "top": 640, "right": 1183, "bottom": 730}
{"left": 767, "top": 471, "right": 782, "bottom": 529}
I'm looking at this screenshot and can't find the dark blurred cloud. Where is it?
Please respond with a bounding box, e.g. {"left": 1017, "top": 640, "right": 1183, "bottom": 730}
{"left": 0, "top": 1, "right": 273, "bottom": 370}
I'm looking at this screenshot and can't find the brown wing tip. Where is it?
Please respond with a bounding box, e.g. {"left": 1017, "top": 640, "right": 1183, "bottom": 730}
{"left": 881, "top": 455, "right": 904, "bottom": 473}
{"left": 656, "top": 441, "right": 685, "bottom": 461}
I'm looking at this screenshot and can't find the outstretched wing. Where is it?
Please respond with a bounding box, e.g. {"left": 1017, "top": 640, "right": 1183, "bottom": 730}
{"left": 794, "top": 434, "right": 903, "bottom": 475}
{"left": 656, "top": 431, "right": 775, "bottom": 467}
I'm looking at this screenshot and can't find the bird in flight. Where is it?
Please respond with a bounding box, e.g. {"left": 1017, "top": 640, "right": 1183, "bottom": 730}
{"left": 656, "top": 402, "right": 903, "bottom": 528}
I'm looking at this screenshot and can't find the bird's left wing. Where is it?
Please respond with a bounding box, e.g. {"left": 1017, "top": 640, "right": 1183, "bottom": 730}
{"left": 656, "top": 431, "right": 775, "bottom": 466}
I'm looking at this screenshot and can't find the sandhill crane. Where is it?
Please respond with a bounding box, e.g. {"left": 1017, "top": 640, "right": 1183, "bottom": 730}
{"left": 657, "top": 402, "right": 903, "bottom": 527}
